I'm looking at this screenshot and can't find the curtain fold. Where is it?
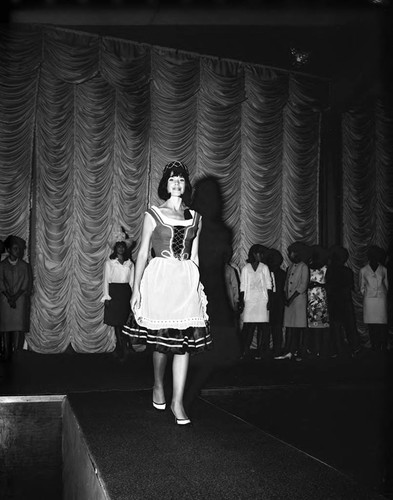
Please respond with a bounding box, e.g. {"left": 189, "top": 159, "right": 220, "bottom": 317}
{"left": 150, "top": 48, "right": 200, "bottom": 205}
{"left": 240, "top": 66, "right": 288, "bottom": 265}
{"left": 342, "top": 102, "right": 393, "bottom": 341}
{"left": 0, "top": 26, "right": 41, "bottom": 252}
{"left": 3, "top": 25, "right": 371, "bottom": 353}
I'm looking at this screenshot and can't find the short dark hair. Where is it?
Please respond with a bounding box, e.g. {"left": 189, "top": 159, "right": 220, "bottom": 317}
{"left": 157, "top": 161, "right": 192, "bottom": 206}
{"left": 247, "top": 244, "right": 268, "bottom": 263}
{"left": 329, "top": 245, "right": 349, "bottom": 265}
{"left": 288, "top": 241, "right": 310, "bottom": 263}
{"left": 109, "top": 241, "right": 130, "bottom": 261}
{"left": 367, "top": 245, "right": 386, "bottom": 265}
{"left": 266, "top": 248, "right": 283, "bottom": 269}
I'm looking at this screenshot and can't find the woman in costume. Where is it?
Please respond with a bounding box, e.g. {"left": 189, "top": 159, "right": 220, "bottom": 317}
{"left": 126, "top": 161, "right": 211, "bottom": 425}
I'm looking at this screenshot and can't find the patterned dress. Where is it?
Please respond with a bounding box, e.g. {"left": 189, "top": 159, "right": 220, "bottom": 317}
{"left": 307, "top": 265, "right": 329, "bottom": 328}
{"left": 124, "top": 206, "right": 211, "bottom": 354}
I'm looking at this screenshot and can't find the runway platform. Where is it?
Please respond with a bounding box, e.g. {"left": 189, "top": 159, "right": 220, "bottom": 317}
{"left": 1, "top": 348, "right": 391, "bottom": 499}
{"left": 62, "top": 389, "right": 383, "bottom": 500}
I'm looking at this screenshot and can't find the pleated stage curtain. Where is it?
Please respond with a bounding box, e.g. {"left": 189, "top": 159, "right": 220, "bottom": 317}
{"left": 2, "top": 24, "right": 386, "bottom": 353}
{"left": 342, "top": 102, "right": 393, "bottom": 341}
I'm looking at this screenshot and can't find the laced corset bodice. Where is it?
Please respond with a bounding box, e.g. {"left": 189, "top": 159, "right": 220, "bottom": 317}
{"left": 147, "top": 206, "right": 200, "bottom": 260}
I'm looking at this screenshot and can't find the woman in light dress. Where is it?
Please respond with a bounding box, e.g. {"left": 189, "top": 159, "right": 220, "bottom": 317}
{"left": 359, "top": 245, "right": 389, "bottom": 351}
{"left": 239, "top": 244, "right": 272, "bottom": 360}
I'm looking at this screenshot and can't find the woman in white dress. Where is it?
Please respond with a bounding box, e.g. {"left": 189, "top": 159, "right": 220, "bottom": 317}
{"left": 239, "top": 244, "right": 272, "bottom": 359}
{"left": 127, "top": 161, "right": 211, "bottom": 426}
{"left": 359, "top": 245, "right": 389, "bottom": 351}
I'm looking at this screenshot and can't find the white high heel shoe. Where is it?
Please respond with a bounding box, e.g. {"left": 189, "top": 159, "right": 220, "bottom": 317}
{"left": 152, "top": 401, "right": 166, "bottom": 411}
{"left": 171, "top": 408, "right": 192, "bottom": 426}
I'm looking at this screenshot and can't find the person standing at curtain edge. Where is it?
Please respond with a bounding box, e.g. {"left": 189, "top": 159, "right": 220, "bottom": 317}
{"left": 0, "top": 235, "right": 33, "bottom": 361}
{"left": 101, "top": 231, "right": 135, "bottom": 362}
{"left": 359, "top": 245, "right": 389, "bottom": 351}
{"left": 127, "top": 161, "right": 211, "bottom": 426}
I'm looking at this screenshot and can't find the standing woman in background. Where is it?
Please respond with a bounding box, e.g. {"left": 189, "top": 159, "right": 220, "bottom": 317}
{"left": 359, "top": 245, "right": 389, "bottom": 352}
{"left": 239, "top": 244, "right": 272, "bottom": 360}
{"left": 0, "top": 235, "right": 33, "bottom": 361}
{"left": 126, "top": 161, "right": 211, "bottom": 426}
{"left": 307, "top": 245, "right": 330, "bottom": 358}
{"left": 326, "top": 245, "right": 361, "bottom": 357}
{"left": 101, "top": 228, "right": 135, "bottom": 362}
{"left": 265, "top": 248, "right": 287, "bottom": 359}
{"left": 277, "top": 242, "right": 309, "bottom": 361}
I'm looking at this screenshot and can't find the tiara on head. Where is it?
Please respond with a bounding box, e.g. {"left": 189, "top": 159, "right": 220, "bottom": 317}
{"left": 163, "top": 160, "right": 189, "bottom": 175}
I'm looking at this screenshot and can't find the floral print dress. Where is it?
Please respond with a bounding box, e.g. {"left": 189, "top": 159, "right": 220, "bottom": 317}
{"left": 307, "top": 265, "right": 329, "bottom": 328}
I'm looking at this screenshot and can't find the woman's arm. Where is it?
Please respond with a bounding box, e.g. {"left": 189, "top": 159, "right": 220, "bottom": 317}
{"left": 129, "top": 261, "right": 135, "bottom": 290}
{"left": 101, "top": 260, "right": 111, "bottom": 303}
{"left": 190, "top": 216, "right": 202, "bottom": 266}
{"left": 297, "top": 263, "right": 309, "bottom": 294}
{"left": 130, "top": 213, "right": 155, "bottom": 311}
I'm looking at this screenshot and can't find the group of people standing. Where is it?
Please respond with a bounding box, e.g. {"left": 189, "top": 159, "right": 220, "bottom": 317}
{"left": 101, "top": 160, "right": 390, "bottom": 425}
{"left": 237, "top": 240, "right": 390, "bottom": 362}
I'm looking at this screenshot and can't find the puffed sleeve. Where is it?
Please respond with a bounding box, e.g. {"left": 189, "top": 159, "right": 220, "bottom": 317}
{"left": 101, "top": 260, "right": 112, "bottom": 302}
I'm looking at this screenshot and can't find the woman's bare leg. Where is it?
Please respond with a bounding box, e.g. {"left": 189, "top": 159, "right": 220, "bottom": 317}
{"left": 152, "top": 351, "right": 167, "bottom": 404}
{"left": 171, "top": 353, "right": 190, "bottom": 419}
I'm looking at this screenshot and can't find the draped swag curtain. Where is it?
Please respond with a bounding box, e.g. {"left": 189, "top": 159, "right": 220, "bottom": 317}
{"left": 342, "top": 102, "right": 393, "bottom": 340}
{"left": 1, "top": 23, "right": 376, "bottom": 354}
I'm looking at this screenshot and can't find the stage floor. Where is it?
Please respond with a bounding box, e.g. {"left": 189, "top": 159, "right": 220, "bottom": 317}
{"left": 1, "top": 348, "right": 392, "bottom": 499}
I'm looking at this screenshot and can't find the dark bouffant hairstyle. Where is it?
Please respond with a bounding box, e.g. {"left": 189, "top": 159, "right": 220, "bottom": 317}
{"left": 109, "top": 241, "right": 130, "bottom": 261}
{"left": 265, "top": 248, "right": 284, "bottom": 269}
{"left": 4, "top": 235, "right": 26, "bottom": 252}
{"left": 367, "top": 245, "right": 386, "bottom": 265}
{"left": 157, "top": 161, "right": 192, "bottom": 206}
{"left": 287, "top": 241, "right": 310, "bottom": 263}
{"left": 309, "top": 244, "right": 329, "bottom": 268}
{"left": 247, "top": 244, "right": 268, "bottom": 264}
{"left": 329, "top": 245, "right": 349, "bottom": 265}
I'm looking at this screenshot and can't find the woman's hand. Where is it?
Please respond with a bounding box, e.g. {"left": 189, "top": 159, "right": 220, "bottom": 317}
{"left": 130, "top": 290, "right": 141, "bottom": 313}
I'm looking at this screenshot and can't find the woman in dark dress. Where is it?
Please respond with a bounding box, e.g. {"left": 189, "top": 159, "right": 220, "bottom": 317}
{"left": 102, "top": 230, "right": 134, "bottom": 361}
{"left": 326, "top": 245, "right": 361, "bottom": 357}
{"left": 266, "top": 248, "right": 286, "bottom": 359}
